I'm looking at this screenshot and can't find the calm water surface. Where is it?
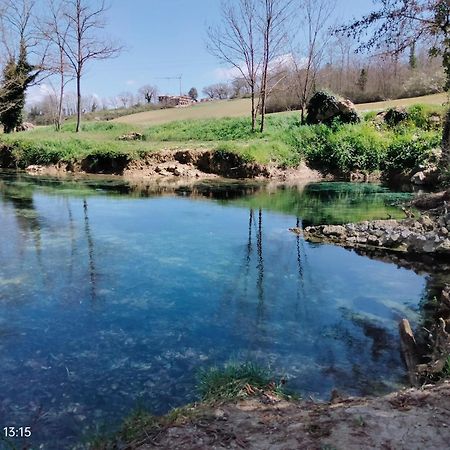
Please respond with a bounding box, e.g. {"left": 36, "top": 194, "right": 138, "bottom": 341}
{"left": 0, "top": 172, "right": 426, "bottom": 449}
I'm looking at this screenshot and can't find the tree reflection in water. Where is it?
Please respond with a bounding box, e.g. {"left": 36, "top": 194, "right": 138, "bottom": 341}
{"left": 83, "top": 199, "right": 97, "bottom": 301}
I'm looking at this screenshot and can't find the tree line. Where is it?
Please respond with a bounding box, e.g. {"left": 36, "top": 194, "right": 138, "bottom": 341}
{"left": 0, "top": 0, "right": 121, "bottom": 133}
{"left": 208, "top": 0, "right": 450, "bottom": 131}
{"left": 1, "top": 0, "right": 449, "bottom": 139}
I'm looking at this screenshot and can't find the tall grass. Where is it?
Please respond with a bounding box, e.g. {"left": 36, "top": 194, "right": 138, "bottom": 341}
{"left": 197, "top": 362, "right": 289, "bottom": 402}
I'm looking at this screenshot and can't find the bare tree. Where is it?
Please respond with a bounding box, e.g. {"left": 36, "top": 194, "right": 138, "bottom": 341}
{"left": 62, "top": 90, "right": 77, "bottom": 116}
{"left": 118, "top": 91, "right": 133, "bottom": 109}
{"left": 208, "top": 0, "right": 261, "bottom": 131}
{"left": 62, "top": 0, "right": 121, "bottom": 132}
{"left": 41, "top": 0, "right": 74, "bottom": 130}
{"left": 337, "top": 0, "right": 450, "bottom": 90}
{"left": 202, "top": 82, "right": 232, "bottom": 100}
{"left": 258, "top": 0, "right": 293, "bottom": 131}
{"left": 138, "top": 84, "right": 158, "bottom": 104}
{"left": 208, "top": 0, "right": 292, "bottom": 132}
{"left": 231, "top": 76, "right": 252, "bottom": 97}
{"left": 293, "top": 0, "right": 335, "bottom": 124}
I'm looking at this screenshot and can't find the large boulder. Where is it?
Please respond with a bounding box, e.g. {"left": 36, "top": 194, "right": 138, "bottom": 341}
{"left": 15, "top": 122, "right": 35, "bottom": 132}
{"left": 118, "top": 132, "right": 143, "bottom": 141}
{"left": 384, "top": 107, "right": 408, "bottom": 127}
{"left": 306, "top": 91, "right": 360, "bottom": 125}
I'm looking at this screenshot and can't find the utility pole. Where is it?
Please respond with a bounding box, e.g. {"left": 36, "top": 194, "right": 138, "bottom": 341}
{"left": 155, "top": 74, "right": 183, "bottom": 95}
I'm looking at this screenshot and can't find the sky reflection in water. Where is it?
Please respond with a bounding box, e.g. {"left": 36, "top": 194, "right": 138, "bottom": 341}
{"left": 0, "top": 173, "right": 425, "bottom": 449}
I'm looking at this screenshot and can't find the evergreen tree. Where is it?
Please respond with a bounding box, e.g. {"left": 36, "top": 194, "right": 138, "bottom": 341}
{"left": 356, "top": 68, "right": 368, "bottom": 92}
{"left": 0, "top": 41, "right": 37, "bottom": 133}
{"left": 0, "top": 59, "right": 22, "bottom": 133}
{"left": 188, "top": 87, "right": 198, "bottom": 101}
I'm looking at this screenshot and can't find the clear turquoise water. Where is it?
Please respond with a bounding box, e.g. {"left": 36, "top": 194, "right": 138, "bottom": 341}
{"left": 0, "top": 173, "right": 425, "bottom": 449}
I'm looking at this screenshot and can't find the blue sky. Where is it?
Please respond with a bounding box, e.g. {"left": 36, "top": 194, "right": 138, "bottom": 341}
{"left": 31, "top": 0, "right": 375, "bottom": 102}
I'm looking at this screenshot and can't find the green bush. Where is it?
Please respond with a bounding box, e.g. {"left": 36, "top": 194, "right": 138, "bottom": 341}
{"left": 383, "top": 130, "right": 440, "bottom": 174}
{"left": 407, "top": 104, "right": 445, "bottom": 130}
{"left": 363, "top": 111, "right": 377, "bottom": 122}
{"left": 302, "top": 124, "right": 387, "bottom": 174}
{"left": 407, "top": 105, "right": 428, "bottom": 128}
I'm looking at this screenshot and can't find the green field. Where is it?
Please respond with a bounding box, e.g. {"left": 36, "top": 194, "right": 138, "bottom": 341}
{"left": 114, "top": 93, "right": 449, "bottom": 127}
{"left": 114, "top": 98, "right": 253, "bottom": 126}
{"left": 0, "top": 101, "right": 443, "bottom": 178}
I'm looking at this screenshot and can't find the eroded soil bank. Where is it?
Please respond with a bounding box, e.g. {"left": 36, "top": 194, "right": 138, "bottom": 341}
{"left": 0, "top": 146, "right": 323, "bottom": 181}
{"left": 120, "top": 382, "right": 450, "bottom": 450}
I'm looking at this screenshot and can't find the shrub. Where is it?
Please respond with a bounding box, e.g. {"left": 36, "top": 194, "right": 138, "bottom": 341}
{"left": 363, "top": 111, "right": 377, "bottom": 122}
{"left": 407, "top": 104, "right": 444, "bottom": 130}
{"left": 302, "top": 124, "right": 387, "bottom": 174}
{"left": 383, "top": 130, "right": 440, "bottom": 174}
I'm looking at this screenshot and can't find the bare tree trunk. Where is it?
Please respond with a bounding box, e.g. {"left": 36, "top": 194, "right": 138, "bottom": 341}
{"left": 260, "top": 62, "right": 268, "bottom": 132}
{"left": 57, "top": 71, "right": 64, "bottom": 131}
{"left": 251, "top": 88, "right": 256, "bottom": 131}
{"left": 260, "top": 27, "right": 269, "bottom": 133}
{"left": 76, "top": 73, "right": 81, "bottom": 132}
{"left": 300, "top": 105, "right": 305, "bottom": 125}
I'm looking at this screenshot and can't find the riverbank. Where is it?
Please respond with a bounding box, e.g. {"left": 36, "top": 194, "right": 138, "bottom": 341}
{"left": 93, "top": 381, "right": 450, "bottom": 449}
{"left": 18, "top": 148, "right": 323, "bottom": 181}
{"left": 293, "top": 190, "right": 450, "bottom": 257}
{"left": 0, "top": 103, "right": 444, "bottom": 182}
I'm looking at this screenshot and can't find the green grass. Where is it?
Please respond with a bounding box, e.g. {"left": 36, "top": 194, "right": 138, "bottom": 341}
{"left": 0, "top": 102, "right": 445, "bottom": 176}
{"left": 89, "top": 362, "right": 288, "bottom": 449}
{"left": 114, "top": 98, "right": 253, "bottom": 126}
{"left": 112, "top": 93, "right": 448, "bottom": 127}
{"left": 197, "top": 362, "right": 290, "bottom": 402}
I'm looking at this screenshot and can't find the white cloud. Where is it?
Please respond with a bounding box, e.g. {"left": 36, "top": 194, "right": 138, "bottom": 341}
{"left": 213, "top": 53, "right": 297, "bottom": 82}
{"left": 26, "top": 84, "right": 55, "bottom": 106}
{"left": 270, "top": 53, "right": 296, "bottom": 71}
{"left": 125, "top": 79, "right": 136, "bottom": 86}
{"left": 213, "top": 66, "right": 242, "bottom": 81}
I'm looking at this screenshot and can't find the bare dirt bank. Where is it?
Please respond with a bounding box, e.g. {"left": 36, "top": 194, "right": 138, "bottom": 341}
{"left": 127, "top": 382, "right": 450, "bottom": 450}
{"left": 15, "top": 149, "right": 323, "bottom": 182}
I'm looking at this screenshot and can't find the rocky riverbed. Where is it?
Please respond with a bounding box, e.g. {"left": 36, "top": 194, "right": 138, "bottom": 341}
{"left": 294, "top": 214, "right": 450, "bottom": 256}
{"left": 291, "top": 190, "right": 450, "bottom": 257}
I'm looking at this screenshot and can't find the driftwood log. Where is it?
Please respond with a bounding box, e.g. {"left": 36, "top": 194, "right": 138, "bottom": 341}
{"left": 399, "top": 319, "right": 419, "bottom": 386}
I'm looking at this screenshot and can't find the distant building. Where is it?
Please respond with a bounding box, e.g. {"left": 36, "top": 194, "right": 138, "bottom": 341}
{"left": 158, "top": 95, "right": 194, "bottom": 107}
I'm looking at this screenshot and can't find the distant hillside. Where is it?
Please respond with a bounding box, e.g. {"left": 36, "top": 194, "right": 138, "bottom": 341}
{"left": 113, "top": 93, "right": 448, "bottom": 127}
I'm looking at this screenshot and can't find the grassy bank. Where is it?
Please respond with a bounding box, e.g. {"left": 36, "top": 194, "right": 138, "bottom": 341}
{"left": 89, "top": 362, "right": 291, "bottom": 449}
{"left": 0, "top": 102, "right": 445, "bottom": 177}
